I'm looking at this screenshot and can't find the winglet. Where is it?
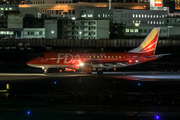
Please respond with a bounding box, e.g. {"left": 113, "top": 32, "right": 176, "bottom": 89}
{"left": 128, "top": 27, "right": 160, "bottom": 55}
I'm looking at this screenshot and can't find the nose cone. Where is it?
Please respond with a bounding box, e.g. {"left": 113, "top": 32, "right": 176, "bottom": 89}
{"left": 27, "top": 59, "right": 35, "bottom": 66}
{"left": 27, "top": 58, "right": 38, "bottom": 67}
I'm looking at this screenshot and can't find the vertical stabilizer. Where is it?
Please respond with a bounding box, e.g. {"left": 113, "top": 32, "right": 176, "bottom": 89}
{"left": 128, "top": 27, "right": 160, "bottom": 55}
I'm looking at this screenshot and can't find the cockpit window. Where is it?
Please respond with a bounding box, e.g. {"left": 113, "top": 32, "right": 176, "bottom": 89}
{"left": 36, "top": 54, "right": 45, "bottom": 57}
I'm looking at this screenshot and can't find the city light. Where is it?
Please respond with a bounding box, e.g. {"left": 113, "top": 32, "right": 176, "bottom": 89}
{"left": 54, "top": 81, "right": 57, "bottom": 84}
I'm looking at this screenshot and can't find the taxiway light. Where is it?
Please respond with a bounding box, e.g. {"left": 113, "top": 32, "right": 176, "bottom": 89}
{"left": 27, "top": 111, "right": 31, "bottom": 115}
{"left": 138, "top": 83, "right": 140, "bottom": 86}
{"left": 156, "top": 116, "right": 159, "bottom": 119}
{"left": 54, "top": 82, "right": 57, "bottom": 84}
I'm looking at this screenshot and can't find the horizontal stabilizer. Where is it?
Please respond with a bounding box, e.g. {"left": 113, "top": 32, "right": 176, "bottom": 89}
{"left": 144, "top": 53, "right": 171, "bottom": 58}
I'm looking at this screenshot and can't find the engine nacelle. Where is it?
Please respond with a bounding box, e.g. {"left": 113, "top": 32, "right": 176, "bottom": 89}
{"left": 80, "top": 65, "right": 93, "bottom": 74}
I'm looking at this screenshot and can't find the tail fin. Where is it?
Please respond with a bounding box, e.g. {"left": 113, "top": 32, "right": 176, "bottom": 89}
{"left": 128, "top": 27, "right": 160, "bottom": 55}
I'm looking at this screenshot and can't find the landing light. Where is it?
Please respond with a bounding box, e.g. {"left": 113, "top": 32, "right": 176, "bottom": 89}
{"left": 136, "top": 60, "right": 138, "bottom": 63}
{"left": 42, "top": 67, "right": 44, "bottom": 70}
{"left": 79, "top": 63, "right": 83, "bottom": 66}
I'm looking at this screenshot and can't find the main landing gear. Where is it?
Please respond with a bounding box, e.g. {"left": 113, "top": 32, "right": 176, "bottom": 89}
{"left": 97, "top": 69, "right": 103, "bottom": 75}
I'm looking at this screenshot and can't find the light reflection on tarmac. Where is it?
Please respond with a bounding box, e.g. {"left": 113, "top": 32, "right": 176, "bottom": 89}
{"left": 0, "top": 71, "right": 180, "bottom": 81}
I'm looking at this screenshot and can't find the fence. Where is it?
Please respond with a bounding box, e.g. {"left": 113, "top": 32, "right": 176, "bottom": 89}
{"left": 0, "top": 39, "right": 179, "bottom": 48}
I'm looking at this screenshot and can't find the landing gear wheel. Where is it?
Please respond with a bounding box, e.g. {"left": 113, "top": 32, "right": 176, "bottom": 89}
{"left": 44, "top": 68, "right": 49, "bottom": 74}
{"left": 97, "top": 70, "right": 103, "bottom": 75}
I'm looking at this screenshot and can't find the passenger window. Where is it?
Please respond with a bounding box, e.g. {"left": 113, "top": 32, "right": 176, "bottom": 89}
{"left": 108, "top": 56, "right": 110, "bottom": 58}
{"left": 97, "top": 56, "right": 99, "bottom": 58}
{"left": 119, "top": 56, "right": 121, "bottom": 58}
{"left": 94, "top": 56, "right": 96, "bottom": 58}
{"left": 105, "top": 56, "right": 106, "bottom": 58}
{"left": 116, "top": 56, "right": 117, "bottom": 58}
{"left": 112, "top": 56, "right": 113, "bottom": 58}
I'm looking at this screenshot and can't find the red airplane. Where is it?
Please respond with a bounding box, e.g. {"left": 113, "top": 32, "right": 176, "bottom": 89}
{"left": 27, "top": 27, "right": 169, "bottom": 74}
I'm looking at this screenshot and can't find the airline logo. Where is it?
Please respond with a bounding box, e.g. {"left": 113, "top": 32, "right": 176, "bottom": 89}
{"left": 128, "top": 27, "right": 160, "bottom": 54}
{"left": 57, "top": 53, "right": 81, "bottom": 64}
{"left": 56, "top": 53, "right": 105, "bottom": 64}
{"left": 138, "top": 30, "right": 159, "bottom": 53}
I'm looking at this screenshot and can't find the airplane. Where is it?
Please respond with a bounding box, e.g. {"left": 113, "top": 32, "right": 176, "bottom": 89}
{"left": 27, "top": 27, "right": 170, "bottom": 74}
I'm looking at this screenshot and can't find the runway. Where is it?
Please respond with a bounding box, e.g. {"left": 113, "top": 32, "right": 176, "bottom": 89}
{"left": 0, "top": 71, "right": 180, "bottom": 81}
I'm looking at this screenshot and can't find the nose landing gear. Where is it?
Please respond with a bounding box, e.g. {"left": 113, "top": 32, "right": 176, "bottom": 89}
{"left": 44, "top": 68, "right": 49, "bottom": 74}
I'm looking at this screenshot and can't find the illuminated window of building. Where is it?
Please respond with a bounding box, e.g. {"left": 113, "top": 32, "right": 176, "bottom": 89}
{"left": 151, "top": 21, "right": 152, "bottom": 24}
{"left": 81, "top": 14, "right": 86, "bottom": 17}
{"left": 5, "top": 8, "right": 8, "bottom": 10}
{"left": 105, "top": 14, "right": 107, "bottom": 17}
{"left": 139, "top": 21, "right": 141, "bottom": 23}
{"left": 130, "top": 29, "right": 134, "bottom": 32}
{"left": 142, "top": 14, "right": 144, "bottom": 18}
{"left": 9, "top": 8, "right": 12, "bottom": 10}
{"left": 135, "top": 29, "right": 138, "bottom": 33}
{"left": 159, "top": 15, "right": 161, "bottom": 18}
{"left": 126, "top": 29, "right": 129, "bottom": 32}
{"left": 133, "top": 21, "right": 134, "bottom": 24}
{"left": 159, "top": 21, "right": 161, "bottom": 24}
{"left": 148, "top": 21, "right": 149, "bottom": 24}
{"left": 139, "top": 14, "right": 141, "bottom": 18}
{"left": 145, "top": 14, "right": 146, "bottom": 18}
{"left": 98, "top": 14, "right": 100, "bottom": 17}
{"left": 136, "top": 14, "right": 138, "bottom": 18}
{"left": 103, "top": 14, "right": 104, "bottom": 17}
{"left": 154, "top": 21, "right": 155, "bottom": 24}
{"left": 88, "top": 14, "right": 93, "bottom": 17}
{"left": 1, "top": 8, "right": 4, "bottom": 10}
{"left": 154, "top": 15, "right": 155, "bottom": 18}
{"left": 156, "top": 15, "right": 158, "bottom": 18}
{"left": 133, "top": 14, "right": 135, "bottom": 18}
{"left": 157, "top": 21, "right": 158, "bottom": 24}
{"left": 162, "top": 15, "right": 164, "bottom": 18}
{"left": 162, "top": 21, "right": 164, "bottom": 24}
{"left": 147, "top": 15, "right": 149, "bottom": 18}
{"left": 151, "top": 15, "right": 152, "bottom": 18}
{"left": 9, "top": 31, "right": 13, "bottom": 34}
